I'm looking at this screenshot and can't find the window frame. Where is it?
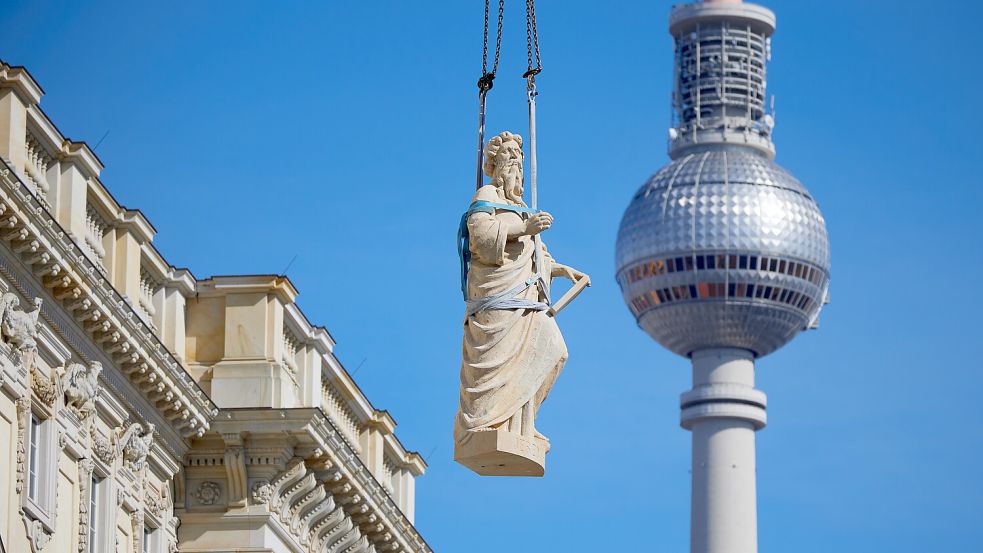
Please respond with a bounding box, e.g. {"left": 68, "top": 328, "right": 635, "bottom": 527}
{"left": 21, "top": 399, "right": 58, "bottom": 533}
{"left": 87, "top": 464, "right": 114, "bottom": 553}
{"left": 142, "top": 521, "right": 160, "bottom": 553}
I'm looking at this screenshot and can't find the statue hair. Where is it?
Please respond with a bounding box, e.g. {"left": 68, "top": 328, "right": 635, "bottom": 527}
{"left": 482, "top": 131, "right": 523, "bottom": 178}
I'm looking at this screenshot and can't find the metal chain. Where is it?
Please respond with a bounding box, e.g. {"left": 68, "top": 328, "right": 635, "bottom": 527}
{"left": 524, "top": 0, "right": 542, "bottom": 77}
{"left": 479, "top": 0, "right": 504, "bottom": 91}
{"left": 476, "top": 0, "right": 504, "bottom": 189}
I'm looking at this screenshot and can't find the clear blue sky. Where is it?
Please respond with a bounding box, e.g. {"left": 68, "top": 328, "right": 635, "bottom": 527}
{"left": 3, "top": 1, "right": 981, "bottom": 551}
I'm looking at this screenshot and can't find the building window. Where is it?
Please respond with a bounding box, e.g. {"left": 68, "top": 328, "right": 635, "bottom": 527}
{"left": 143, "top": 526, "right": 156, "bottom": 553}
{"left": 89, "top": 475, "right": 102, "bottom": 553}
{"left": 27, "top": 414, "right": 41, "bottom": 502}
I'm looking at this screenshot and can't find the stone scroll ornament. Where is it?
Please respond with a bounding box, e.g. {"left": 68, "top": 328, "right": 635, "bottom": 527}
{"left": 454, "top": 131, "right": 590, "bottom": 476}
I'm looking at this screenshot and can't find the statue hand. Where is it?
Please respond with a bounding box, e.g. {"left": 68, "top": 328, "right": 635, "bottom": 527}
{"left": 524, "top": 212, "right": 553, "bottom": 236}
{"left": 552, "top": 264, "right": 588, "bottom": 283}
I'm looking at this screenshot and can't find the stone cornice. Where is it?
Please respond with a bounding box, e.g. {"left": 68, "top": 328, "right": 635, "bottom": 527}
{"left": 116, "top": 209, "right": 156, "bottom": 244}
{"left": 23, "top": 101, "right": 104, "bottom": 178}
{"left": 382, "top": 432, "right": 426, "bottom": 476}
{"left": 196, "top": 275, "right": 298, "bottom": 304}
{"left": 284, "top": 301, "right": 424, "bottom": 473}
{"left": 0, "top": 61, "right": 43, "bottom": 106}
{"left": 0, "top": 158, "right": 216, "bottom": 439}
{"left": 214, "top": 408, "right": 432, "bottom": 553}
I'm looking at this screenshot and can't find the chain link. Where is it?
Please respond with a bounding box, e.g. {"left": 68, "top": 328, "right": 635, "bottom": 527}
{"left": 479, "top": 0, "right": 505, "bottom": 91}
{"left": 525, "top": 0, "right": 542, "bottom": 76}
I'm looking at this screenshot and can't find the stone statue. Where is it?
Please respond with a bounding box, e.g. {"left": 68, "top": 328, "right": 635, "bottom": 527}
{"left": 453, "top": 131, "right": 588, "bottom": 476}
{"left": 117, "top": 423, "right": 155, "bottom": 471}
{"left": 62, "top": 361, "right": 102, "bottom": 418}
{"left": 0, "top": 292, "right": 43, "bottom": 354}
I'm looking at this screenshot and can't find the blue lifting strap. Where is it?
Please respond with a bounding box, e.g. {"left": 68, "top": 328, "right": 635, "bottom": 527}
{"left": 457, "top": 200, "right": 543, "bottom": 301}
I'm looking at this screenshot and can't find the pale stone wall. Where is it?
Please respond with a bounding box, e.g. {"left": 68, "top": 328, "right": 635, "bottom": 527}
{"left": 0, "top": 60, "right": 430, "bottom": 553}
{"left": 0, "top": 286, "right": 183, "bottom": 553}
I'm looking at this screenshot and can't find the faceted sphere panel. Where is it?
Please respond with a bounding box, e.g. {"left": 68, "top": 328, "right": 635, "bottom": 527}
{"left": 615, "top": 148, "right": 830, "bottom": 358}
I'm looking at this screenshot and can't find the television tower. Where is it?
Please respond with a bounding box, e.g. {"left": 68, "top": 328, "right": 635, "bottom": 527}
{"left": 614, "top": 1, "right": 830, "bottom": 553}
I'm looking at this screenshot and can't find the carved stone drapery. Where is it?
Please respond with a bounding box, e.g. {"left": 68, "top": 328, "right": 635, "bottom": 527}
{"left": 221, "top": 432, "right": 247, "bottom": 507}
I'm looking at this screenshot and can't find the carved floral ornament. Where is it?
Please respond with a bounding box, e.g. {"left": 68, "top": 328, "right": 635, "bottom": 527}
{"left": 192, "top": 481, "right": 222, "bottom": 505}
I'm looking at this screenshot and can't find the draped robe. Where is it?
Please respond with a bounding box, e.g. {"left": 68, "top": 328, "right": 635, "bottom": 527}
{"left": 454, "top": 185, "right": 568, "bottom": 445}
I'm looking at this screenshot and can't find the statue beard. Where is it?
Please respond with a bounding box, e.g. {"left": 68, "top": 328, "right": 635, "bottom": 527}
{"left": 496, "top": 162, "right": 524, "bottom": 204}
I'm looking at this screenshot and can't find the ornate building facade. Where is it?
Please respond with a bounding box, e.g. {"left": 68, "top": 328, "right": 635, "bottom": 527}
{"left": 0, "top": 60, "right": 429, "bottom": 553}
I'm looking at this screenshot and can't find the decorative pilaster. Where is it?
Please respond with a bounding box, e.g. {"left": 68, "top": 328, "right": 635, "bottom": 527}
{"left": 221, "top": 432, "right": 247, "bottom": 508}
{"left": 77, "top": 459, "right": 94, "bottom": 553}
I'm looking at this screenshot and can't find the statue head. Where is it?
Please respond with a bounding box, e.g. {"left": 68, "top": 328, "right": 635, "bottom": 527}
{"left": 3, "top": 293, "right": 19, "bottom": 310}
{"left": 483, "top": 131, "right": 524, "bottom": 203}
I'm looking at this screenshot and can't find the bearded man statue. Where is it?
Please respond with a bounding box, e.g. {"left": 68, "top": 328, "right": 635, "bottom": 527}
{"left": 454, "top": 131, "right": 587, "bottom": 476}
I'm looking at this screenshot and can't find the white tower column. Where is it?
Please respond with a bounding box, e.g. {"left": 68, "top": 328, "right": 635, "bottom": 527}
{"left": 681, "top": 348, "right": 767, "bottom": 553}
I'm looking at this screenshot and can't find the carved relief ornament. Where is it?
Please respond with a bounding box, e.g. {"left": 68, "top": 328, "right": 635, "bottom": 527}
{"left": 90, "top": 425, "right": 116, "bottom": 465}
{"left": 0, "top": 292, "right": 43, "bottom": 366}
{"left": 30, "top": 366, "right": 59, "bottom": 409}
{"left": 192, "top": 481, "right": 221, "bottom": 505}
{"left": 117, "top": 422, "right": 154, "bottom": 472}
{"left": 61, "top": 360, "right": 102, "bottom": 418}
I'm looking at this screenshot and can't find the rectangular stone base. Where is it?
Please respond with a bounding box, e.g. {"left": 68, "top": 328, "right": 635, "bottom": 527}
{"left": 454, "top": 427, "right": 548, "bottom": 477}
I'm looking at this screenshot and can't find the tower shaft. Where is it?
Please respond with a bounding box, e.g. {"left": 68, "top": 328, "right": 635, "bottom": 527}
{"left": 682, "top": 348, "right": 766, "bottom": 553}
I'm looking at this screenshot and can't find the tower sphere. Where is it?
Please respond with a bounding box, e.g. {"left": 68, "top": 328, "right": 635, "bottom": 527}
{"left": 615, "top": 0, "right": 830, "bottom": 359}
{"left": 615, "top": 146, "right": 829, "bottom": 358}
